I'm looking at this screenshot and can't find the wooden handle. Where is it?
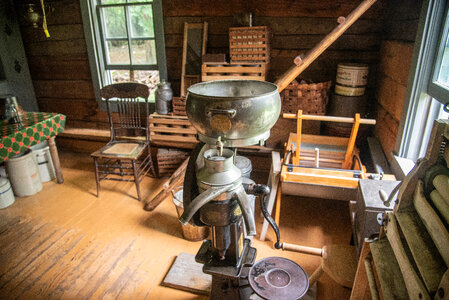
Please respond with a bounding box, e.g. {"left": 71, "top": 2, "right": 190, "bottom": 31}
{"left": 283, "top": 113, "right": 376, "bottom": 125}
{"left": 281, "top": 242, "right": 323, "bottom": 256}
{"left": 143, "top": 158, "right": 189, "bottom": 211}
{"left": 274, "top": 0, "right": 377, "bottom": 92}
{"left": 293, "top": 55, "right": 304, "bottom": 66}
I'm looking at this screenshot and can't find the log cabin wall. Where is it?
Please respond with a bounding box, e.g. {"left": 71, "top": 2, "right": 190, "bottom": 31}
{"left": 374, "top": 0, "right": 423, "bottom": 161}
{"left": 163, "top": 0, "right": 387, "bottom": 95}
{"left": 13, "top": 0, "right": 420, "bottom": 154}
{"left": 15, "top": 0, "right": 109, "bottom": 130}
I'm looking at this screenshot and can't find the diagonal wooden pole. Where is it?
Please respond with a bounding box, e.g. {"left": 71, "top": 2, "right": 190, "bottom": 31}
{"left": 274, "top": 0, "right": 377, "bottom": 92}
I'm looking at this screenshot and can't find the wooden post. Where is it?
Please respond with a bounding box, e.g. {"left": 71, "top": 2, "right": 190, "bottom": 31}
{"left": 274, "top": 0, "right": 377, "bottom": 92}
{"left": 274, "top": 183, "right": 282, "bottom": 227}
{"left": 351, "top": 241, "right": 374, "bottom": 300}
{"left": 294, "top": 110, "right": 303, "bottom": 165}
{"left": 343, "top": 113, "right": 361, "bottom": 169}
{"left": 260, "top": 151, "right": 281, "bottom": 241}
{"left": 48, "top": 136, "right": 64, "bottom": 184}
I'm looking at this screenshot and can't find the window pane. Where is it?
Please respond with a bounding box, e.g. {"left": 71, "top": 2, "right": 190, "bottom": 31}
{"left": 102, "top": 7, "right": 126, "bottom": 38}
{"left": 131, "top": 40, "right": 157, "bottom": 64}
{"left": 129, "top": 5, "right": 154, "bottom": 38}
{"left": 436, "top": 33, "right": 449, "bottom": 87}
{"left": 107, "top": 40, "right": 130, "bottom": 64}
{"left": 129, "top": 0, "right": 153, "bottom": 3}
{"left": 110, "top": 70, "right": 130, "bottom": 83}
{"left": 109, "top": 70, "right": 159, "bottom": 92}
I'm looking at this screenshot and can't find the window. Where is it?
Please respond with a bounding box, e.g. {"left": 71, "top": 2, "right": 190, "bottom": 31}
{"left": 428, "top": 4, "right": 449, "bottom": 105}
{"left": 80, "top": 0, "right": 167, "bottom": 105}
{"left": 396, "top": 0, "right": 449, "bottom": 164}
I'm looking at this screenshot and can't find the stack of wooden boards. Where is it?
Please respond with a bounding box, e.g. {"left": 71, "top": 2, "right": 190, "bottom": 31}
{"left": 351, "top": 119, "right": 449, "bottom": 299}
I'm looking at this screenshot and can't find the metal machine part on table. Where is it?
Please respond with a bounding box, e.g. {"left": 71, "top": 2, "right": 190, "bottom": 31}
{"left": 180, "top": 80, "right": 308, "bottom": 299}
{"left": 352, "top": 179, "right": 400, "bottom": 258}
{"left": 249, "top": 257, "right": 309, "bottom": 300}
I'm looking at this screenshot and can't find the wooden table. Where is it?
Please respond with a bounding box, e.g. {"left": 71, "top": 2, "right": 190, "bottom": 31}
{"left": 0, "top": 112, "right": 66, "bottom": 183}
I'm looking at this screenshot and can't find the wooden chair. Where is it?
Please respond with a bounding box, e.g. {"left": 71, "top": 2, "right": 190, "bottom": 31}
{"left": 91, "top": 82, "right": 156, "bottom": 201}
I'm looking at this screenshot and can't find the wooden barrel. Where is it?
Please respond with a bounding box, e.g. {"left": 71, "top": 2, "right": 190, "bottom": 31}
{"left": 323, "top": 92, "right": 367, "bottom": 136}
{"left": 335, "top": 63, "right": 369, "bottom": 96}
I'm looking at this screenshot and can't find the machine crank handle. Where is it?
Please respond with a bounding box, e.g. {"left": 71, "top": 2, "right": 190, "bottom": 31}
{"left": 246, "top": 184, "right": 282, "bottom": 249}
{"left": 379, "top": 181, "right": 402, "bottom": 207}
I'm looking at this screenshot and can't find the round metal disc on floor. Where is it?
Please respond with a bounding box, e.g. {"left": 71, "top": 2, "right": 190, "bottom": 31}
{"left": 249, "top": 257, "right": 309, "bottom": 300}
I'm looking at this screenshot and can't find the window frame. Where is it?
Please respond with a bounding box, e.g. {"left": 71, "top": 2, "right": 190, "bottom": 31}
{"left": 427, "top": 1, "right": 449, "bottom": 105}
{"left": 80, "top": 0, "right": 167, "bottom": 109}
{"left": 395, "top": 0, "right": 448, "bottom": 163}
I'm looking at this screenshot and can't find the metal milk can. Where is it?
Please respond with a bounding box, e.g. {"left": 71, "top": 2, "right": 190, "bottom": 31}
{"left": 155, "top": 80, "right": 173, "bottom": 115}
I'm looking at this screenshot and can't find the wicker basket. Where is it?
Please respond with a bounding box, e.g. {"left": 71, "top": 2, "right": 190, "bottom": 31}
{"left": 281, "top": 80, "right": 332, "bottom": 115}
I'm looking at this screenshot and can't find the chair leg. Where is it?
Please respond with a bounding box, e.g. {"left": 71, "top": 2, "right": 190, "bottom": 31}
{"left": 93, "top": 157, "right": 100, "bottom": 197}
{"left": 147, "top": 144, "right": 157, "bottom": 178}
{"left": 118, "top": 159, "right": 123, "bottom": 176}
{"left": 132, "top": 160, "right": 141, "bottom": 201}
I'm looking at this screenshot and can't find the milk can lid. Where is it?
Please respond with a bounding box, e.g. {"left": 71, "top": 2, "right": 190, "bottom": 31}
{"left": 235, "top": 155, "right": 252, "bottom": 174}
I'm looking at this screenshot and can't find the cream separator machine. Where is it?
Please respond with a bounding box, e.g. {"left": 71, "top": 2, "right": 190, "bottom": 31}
{"left": 179, "top": 80, "right": 309, "bottom": 300}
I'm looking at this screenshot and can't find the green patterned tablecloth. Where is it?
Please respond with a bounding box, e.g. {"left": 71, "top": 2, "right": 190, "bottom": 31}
{"left": 0, "top": 112, "right": 66, "bottom": 161}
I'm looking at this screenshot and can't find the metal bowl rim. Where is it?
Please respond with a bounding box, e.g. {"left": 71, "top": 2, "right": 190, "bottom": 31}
{"left": 186, "top": 80, "right": 279, "bottom": 99}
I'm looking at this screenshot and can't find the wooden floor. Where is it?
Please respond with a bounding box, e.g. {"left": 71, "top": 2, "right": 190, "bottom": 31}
{"left": 0, "top": 150, "right": 353, "bottom": 299}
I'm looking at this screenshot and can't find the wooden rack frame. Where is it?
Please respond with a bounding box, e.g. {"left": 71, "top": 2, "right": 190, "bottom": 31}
{"left": 281, "top": 110, "right": 376, "bottom": 192}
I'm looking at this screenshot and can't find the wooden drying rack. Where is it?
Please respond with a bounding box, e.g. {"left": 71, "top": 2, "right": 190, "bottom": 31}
{"left": 281, "top": 110, "right": 376, "bottom": 192}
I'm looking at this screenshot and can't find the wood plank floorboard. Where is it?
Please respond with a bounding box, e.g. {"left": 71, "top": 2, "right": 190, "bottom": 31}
{"left": 0, "top": 150, "right": 353, "bottom": 299}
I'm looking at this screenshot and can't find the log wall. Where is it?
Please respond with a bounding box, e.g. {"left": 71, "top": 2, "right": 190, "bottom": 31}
{"left": 163, "top": 0, "right": 387, "bottom": 95}
{"left": 373, "top": 0, "right": 422, "bottom": 161}
{"left": 14, "top": 0, "right": 421, "bottom": 156}
{"left": 16, "top": 0, "right": 107, "bottom": 130}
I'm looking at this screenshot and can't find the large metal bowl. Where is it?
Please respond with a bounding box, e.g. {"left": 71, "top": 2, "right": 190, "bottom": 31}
{"left": 186, "top": 80, "right": 281, "bottom": 147}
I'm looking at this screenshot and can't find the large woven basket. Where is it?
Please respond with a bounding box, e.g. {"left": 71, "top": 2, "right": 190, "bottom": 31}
{"left": 281, "top": 80, "right": 332, "bottom": 115}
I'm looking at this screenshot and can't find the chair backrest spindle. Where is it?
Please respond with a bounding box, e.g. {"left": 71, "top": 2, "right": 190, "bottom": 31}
{"left": 100, "top": 82, "right": 150, "bottom": 142}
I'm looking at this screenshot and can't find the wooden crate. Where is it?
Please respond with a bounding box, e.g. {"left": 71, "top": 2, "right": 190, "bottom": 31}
{"left": 229, "top": 26, "right": 270, "bottom": 63}
{"left": 149, "top": 113, "right": 198, "bottom": 149}
{"left": 201, "top": 62, "right": 268, "bottom": 82}
{"left": 172, "top": 97, "right": 187, "bottom": 116}
{"left": 157, "top": 148, "right": 190, "bottom": 178}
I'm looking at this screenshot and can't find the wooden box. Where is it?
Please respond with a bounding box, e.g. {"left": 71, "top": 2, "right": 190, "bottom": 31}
{"left": 201, "top": 62, "right": 268, "bottom": 82}
{"left": 157, "top": 148, "right": 190, "bottom": 178}
{"left": 172, "top": 97, "right": 187, "bottom": 116}
{"left": 229, "top": 26, "right": 270, "bottom": 63}
{"left": 149, "top": 113, "right": 198, "bottom": 149}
